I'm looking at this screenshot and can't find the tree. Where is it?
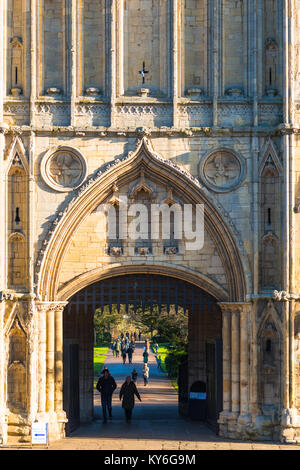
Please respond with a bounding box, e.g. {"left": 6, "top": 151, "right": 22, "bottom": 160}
{"left": 94, "top": 305, "right": 123, "bottom": 343}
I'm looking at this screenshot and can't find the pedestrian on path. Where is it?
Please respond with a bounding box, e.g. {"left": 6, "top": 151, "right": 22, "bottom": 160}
{"left": 122, "top": 347, "right": 127, "bottom": 364}
{"left": 143, "top": 349, "right": 149, "bottom": 364}
{"left": 96, "top": 368, "right": 117, "bottom": 423}
{"left": 119, "top": 376, "right": 142, "bottom": 423}
{"left": 115, "top": 340, "right": 121, "bottom": 358}
{"left": 127, "top": 344, "right": 133, "bottom": 364}
{"left": 131, "top": 369, "right": 138, "bottom": 383}
{"left": 142, "top": 363, "right": 149, "bottom": 386}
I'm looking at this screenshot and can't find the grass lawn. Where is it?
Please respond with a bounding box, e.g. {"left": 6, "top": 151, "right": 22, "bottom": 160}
{"left": 93, "top": 345, "right": 110, "bottom": 387}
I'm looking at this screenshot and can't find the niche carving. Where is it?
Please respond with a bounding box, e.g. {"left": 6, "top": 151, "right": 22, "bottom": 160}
{"left": 10, "top": 36, "right": 23, "bottom": 96}
{"left": 258, "top": 316, "right": 281, "bottom": 417}
{"left": 259, "top": 141, "right": 282, "bottom": 290}
{"left": 6, "top": 318, "right": 27, "bottom": 412}
{"left": 7, "top": 148, "right": 29, "bottom": 290}
{"left": 265, "top": 38, "right": 279, "bottom": 96}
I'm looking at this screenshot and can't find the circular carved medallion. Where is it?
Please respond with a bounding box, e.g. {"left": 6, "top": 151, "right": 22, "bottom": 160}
{"left": 41, "top": 147, "right": 87, "bottom": 192}
{"left": 199, "top": 149, "right": 245, "bottom": 193}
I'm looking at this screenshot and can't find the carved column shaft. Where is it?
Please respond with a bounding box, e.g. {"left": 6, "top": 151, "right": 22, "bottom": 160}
{"left": 0, "top": 0, "right": 4, "bottom": 125}
{"left": 0, "top": 299, "right": 5, "bottom": 413}
{"left": 46, "top": 307, "right": 55, "bottom": 412}
{"left": 252, "top": 0, "right": 258, "bottom": 126}
{"left": 27, "top": 299, "right": 38, "bottom": 420}
{"left": 231, "top": 308, "right": 240, "bottom": 414}
{"left": 37, "top": 302, "right": 67, "bottom": 417}
{"left": 109, "top": 0, "right": 117, "bottom": 127}
{"left": 54, "top": 303, "right": 67, "bottom": 415}
{"left": 240, "top": 305, "right": 250, "bottom": 415}
{"left": 222, "top": 309, "right": 231, "bottom": 412}
{"left": 0, "top": 298, "right": 7, "bottom": 444}
{"left": 219, "top": 302, "right": 252, "bottom": 418}
{"left": 0, "top": 0, "right": 6, "bottom": 292}
{"left": 0, "top": 128, "right": 5, "bottom": 290}
{"left": 250, "top": 300, "right": 259, "bottom": 416}
{"left": 70, "top": 0, "right": 77, "bottom": 126}
{"left": 30, "top": 0, "right": 37, "bottom": 126}
{"left": 37, "top": 303, "right": 47, "bottom": 414}
{"left": 212, "top": 0, "right": 219, "bottom": 126}
{"left": 172, "top": 0, "right": 179, "bottom": 127}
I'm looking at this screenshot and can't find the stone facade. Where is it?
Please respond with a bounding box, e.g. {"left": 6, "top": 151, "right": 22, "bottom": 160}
{"left": 1, "top": 0, "right": 300, "bottom": 445}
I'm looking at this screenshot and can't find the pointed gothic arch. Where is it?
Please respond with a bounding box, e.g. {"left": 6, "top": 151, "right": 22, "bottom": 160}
{"left": 37, "top": 138, "right": 249, "bottom": 302}
{"left": 5, "top": 135, "right": 29, "bottom": 174}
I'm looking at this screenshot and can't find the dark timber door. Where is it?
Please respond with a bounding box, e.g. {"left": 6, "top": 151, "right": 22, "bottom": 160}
{"left": 206, "top": 339, "right": 223, "bottom": 433}
{"left": 63, "top": 342, "right": 80, "bottom": 435}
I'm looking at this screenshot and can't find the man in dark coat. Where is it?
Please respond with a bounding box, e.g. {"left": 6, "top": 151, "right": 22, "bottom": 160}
{"left": 119, "top": 376, "right": 142, "bottom": 422}
{"left": 96, "top": 368, "right": 117, "bottom": 423}
{"left": 127, "top": 344, "right": 133, "bottom": 364}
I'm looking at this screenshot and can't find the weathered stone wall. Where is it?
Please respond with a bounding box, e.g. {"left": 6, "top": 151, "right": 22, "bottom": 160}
{"left": 0, "top": 0, "right": 299, "bottom": 446}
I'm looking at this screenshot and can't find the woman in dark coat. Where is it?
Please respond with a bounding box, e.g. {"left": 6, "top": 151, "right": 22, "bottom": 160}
{"left": 119, "top": 376, "right": 142, "bottom": 422}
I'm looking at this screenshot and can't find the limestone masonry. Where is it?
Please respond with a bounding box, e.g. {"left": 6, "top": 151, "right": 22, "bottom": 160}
{"left": 1, "top": 0, "right": 300, "bottom": 445}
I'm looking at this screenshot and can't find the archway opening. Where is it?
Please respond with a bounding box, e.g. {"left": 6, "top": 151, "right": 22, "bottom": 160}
{"left": 63, "top": 274, "right": 223, "bottom": 435}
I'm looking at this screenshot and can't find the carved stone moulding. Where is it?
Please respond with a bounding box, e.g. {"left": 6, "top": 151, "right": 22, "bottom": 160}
{"left": 265, "top": 88, "right": 278, "bottom": 97}
{"left": 137, "top": 88, "right": 150, "bottom": 98}
{"left": 40, "top": 146, "right": 87, "bottom": 192}
{"left": 164, "top": 246, "right": 178, "bottom": 255}
{"left": 10, "top": 87, "right": 23, "bottom": 97}
{"left": 108, "top": 246, "right": 123, "bottom": 257}
{"left": 45, "top": 87, "right": 62, "bottom": 96}
{"left": 135, "top": 246, "right": 151, "bottom": 256}
{"left": 85, "top": 87, "right": 102, "bottom": 97}
{"left": 185, "top": 87, "right": 204, "bottom": 97}
{"left": 199, "top": 147, "right": 246, "bottom": 193}
{"left": 225, "top": 87, "right": 244, "bottom": 98}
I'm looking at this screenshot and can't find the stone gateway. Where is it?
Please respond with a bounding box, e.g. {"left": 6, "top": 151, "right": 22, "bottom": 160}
{"left": 1, "top": 0, "right": 300, "bottom": 445}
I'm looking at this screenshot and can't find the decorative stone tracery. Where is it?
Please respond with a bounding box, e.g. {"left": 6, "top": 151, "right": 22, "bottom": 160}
{"left": 40, "top": 146, "right": 87, "bottom": 192}
{"left": 199, "top": 148, "right": 246, "bottom": 193}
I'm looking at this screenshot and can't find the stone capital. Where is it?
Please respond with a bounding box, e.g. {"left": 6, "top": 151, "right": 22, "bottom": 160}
{"left": 218, "top": 302, "right": 252, "bottom": 316}
{"left": 273, "top": 290, "right": 300, "bottom": 302}
{"left": 35, "top": 301, "right": 68, "bottom": 313}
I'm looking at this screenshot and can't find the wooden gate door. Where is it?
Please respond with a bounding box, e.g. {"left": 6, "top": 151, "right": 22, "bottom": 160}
{"left": 63, "top": 342, "right": 80, "bottom": 435}
{"left": 206, "top": 339, "right": 223, "bottom": 432}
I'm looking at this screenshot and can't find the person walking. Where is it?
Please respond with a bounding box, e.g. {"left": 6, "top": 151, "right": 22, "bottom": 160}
{"left": 96, "top": 368, "right": 117, "bottom": 423}
{"left": 127, "top": 344, "right": 133, "bottom": 364}
{"left": 122, "top": 347, "right": 127, "bottom": 364}
{"left": 131, "top": 368, "right": 138, "bottom": 383}
{"left": 143, "top": 349, "right": 149, "bottom": 364}
{"left": 142, "top": 363, "right": 149, "bottom": 386}
{"left": 115, "top": 339, "right": 121, "bottom": 358}
{"left": 145, "top": 339, "right": 150, "bottom": 351}
{"left": 119, "top": 376, "right": 142, "bottom": 423}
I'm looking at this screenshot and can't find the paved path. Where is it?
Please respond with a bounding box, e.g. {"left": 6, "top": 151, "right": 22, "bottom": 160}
{"left": 38, "top": 342, "right": 300, "bottom": 450}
